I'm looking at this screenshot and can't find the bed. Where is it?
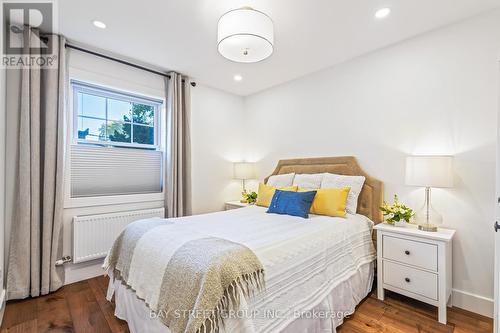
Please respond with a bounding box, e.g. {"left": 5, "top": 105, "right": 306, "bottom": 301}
{"left": 107, "top": 156, "right": 383, "bottom": 333}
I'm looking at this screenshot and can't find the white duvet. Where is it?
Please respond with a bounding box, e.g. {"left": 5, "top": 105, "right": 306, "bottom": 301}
{"left": 135, "top": 205, "right": 377, "bottom": 333}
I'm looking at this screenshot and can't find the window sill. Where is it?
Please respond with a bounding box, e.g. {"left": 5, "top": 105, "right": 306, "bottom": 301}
{"left": 64, "top": 192, "right": 164, "bottom": 209}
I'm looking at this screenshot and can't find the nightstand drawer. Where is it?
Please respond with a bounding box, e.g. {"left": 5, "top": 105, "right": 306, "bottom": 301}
{"left": 383, "top": 235, "right": 437, "bottom": 271}
{"left": 383, "top": 261, "right": 438, "bottom": 300}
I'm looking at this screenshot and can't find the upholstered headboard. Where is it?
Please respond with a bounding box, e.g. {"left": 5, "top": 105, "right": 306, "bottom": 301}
{"left": 264, "top": 156, "right": 384, "bottom": 223}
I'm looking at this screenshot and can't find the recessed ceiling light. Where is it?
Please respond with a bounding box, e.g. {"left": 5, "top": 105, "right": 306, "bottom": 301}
{"left": 234, "top": 75, "right": 243, "bottom": 82}
{"left": 92, "top": 20, "right": 106, "bottom": 29}
{"left": 374, "top": 8, "right": 391, "bottom": 19}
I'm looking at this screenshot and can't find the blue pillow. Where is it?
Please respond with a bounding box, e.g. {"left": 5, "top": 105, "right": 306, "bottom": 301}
{"left": 267, "top": 190, "right": 317, "bottom": 218}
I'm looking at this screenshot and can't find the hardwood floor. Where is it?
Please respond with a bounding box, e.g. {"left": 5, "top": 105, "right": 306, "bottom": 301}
{"left": 337, "top": 291, "right": 492, "bottom": 333}
{"left": 0, "top": 276, "right": 493, "bottom": 333}
{"left": 1, "top": 276, "right": 129, "bottom": 333}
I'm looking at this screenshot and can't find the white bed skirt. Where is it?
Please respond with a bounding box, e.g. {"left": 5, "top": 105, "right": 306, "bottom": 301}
{"left": 111, "top": 261, "right": 374, "bottom": 333}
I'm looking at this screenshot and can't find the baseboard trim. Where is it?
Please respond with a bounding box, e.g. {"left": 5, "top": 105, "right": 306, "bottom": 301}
{"left": 64, "top": 259, "right": 105, "bottom": 285}
{"left": 452, "top": 288, "right": 494, "bottom": 318}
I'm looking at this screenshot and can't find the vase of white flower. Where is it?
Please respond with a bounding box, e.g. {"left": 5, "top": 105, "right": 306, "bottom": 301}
{"left": 394, "top": 220, "right": 407, "bottom": 227}
{"left": 379, "top": 195, "right": 414, "bottom": 227}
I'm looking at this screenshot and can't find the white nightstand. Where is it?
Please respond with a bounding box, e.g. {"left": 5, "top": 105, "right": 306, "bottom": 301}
{"left": 374, "top": 223, "right": 455, "bottom": 324}
{"left": 225, "top": 201, "right": 251, "bottom": 210}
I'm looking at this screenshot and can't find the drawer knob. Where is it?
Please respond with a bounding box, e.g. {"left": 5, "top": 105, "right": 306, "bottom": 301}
{"left": 404, "top": 250, "right": 410, "bottom": 255}
{"left": 405, "top": 277, "right": 411, "bottom": 283}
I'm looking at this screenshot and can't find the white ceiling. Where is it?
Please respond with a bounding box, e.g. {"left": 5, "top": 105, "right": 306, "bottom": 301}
{"left": 59, "top": 0, "right": 500, "bottom": 96}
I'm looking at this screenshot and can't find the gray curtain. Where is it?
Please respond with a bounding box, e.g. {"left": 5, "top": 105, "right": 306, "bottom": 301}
{"left": 164, "top": 72, "right": 192, "bottom": 218}
{"left": 6, "top": 30, "right": 66, "bottom": 299}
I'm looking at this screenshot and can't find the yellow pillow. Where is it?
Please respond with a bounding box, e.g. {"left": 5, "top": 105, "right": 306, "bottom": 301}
{"left": 298, "top": 187, "right": 350, "bottom": 217}
{"left": 256, "top": 183, "right": 298, "bottom": 207}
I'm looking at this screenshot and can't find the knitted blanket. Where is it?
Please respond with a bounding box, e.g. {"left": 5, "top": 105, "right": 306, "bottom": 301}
{"left": 104, "top": 218, "right": 265, "bottom": 333}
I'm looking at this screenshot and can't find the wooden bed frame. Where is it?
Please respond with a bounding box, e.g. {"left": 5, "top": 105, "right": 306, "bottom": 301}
{"left": 264, "top": 156, "right": 384, "bottom": 224}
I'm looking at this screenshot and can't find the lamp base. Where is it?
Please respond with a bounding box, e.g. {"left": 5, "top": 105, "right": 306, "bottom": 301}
{"left": 415, "top": 187, "right": 442, "bottom": 233}
{"left": 240, "top": 184, "right": 248, "bottom": 203}
{"left": 418, "top": 224, "right": 438, "bottom": 232}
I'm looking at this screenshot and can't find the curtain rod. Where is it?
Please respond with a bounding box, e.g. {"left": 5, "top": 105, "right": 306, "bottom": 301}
{"left": 65, "top": 43, "right": 196, "bottom": 87}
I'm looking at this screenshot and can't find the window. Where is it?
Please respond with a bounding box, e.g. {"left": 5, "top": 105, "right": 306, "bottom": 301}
{"left": 72, "top": 81, "right": 162, "bottom": 149}
{"left": 69, "top": 81, "right": 164, "bottom": 199}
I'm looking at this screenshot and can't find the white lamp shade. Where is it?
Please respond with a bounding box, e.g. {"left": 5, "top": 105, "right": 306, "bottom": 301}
{"left": 233, "top": 162, "right": 256, "bottom": 180}
{"left": 218, "top": 7, "right": 274, "bottom": 63}
{"left": 405, "top": 156, "right": 453, "bottom": 188}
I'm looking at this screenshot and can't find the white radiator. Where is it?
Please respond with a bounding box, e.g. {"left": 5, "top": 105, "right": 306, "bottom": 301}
{"left": 72, "top": 208, "right": 165, "bottom": 263}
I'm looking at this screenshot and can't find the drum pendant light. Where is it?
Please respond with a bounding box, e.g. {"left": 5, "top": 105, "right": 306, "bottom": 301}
{"left": 217, "top": 7, "right": 274, "bottom": 63}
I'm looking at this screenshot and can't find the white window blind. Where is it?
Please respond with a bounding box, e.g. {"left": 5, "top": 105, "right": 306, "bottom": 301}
{"left": 71, "top": 144, "right": 162, "bottom": 197}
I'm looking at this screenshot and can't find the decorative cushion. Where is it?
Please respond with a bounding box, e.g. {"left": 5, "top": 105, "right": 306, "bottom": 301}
{"left": 267, "top": 173, "right": 295, "bottom": 187}
{"left": 293, "top": 173, "right": 324, "bottom": 189}
{"left": 321, "top": 173, "right": 365, "bottom": 214}
{"left": 299, "top": 187, "right": 350, "bottom": 217}
{"left": 267, "top": 190, "right": 317, "bottom": 219}
{"left": 256, "top": 183, "right": 298, "bottom": 207}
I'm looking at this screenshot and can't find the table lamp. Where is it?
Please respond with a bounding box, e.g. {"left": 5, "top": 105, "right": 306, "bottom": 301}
{"left": 405, "top": 156, "right": 453, "bottom": 232}
{"left": 233, "top": 162, "right": 256, "bottom": 202}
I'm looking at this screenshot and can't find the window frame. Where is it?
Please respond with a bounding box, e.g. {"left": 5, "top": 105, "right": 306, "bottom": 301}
{"left": 65, "top": 77, "right": 166, "bottom": 209}
{"left": 71, "top": 80, "right": 163, "bottom": 150}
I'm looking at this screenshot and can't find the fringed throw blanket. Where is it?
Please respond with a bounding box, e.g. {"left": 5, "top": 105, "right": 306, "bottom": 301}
{"left": 104, "top": 218, "right": 265, "bottom": 333}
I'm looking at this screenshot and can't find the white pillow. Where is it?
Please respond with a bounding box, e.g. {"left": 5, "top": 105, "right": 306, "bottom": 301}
{"left": 321, "top": 173, "right": 365, "bottom": 214}
{"left": 293, "top": 173, "right": 324, "bottom": 189}
{"left": 267, "top": 173, "right": 295, "bottom": 187}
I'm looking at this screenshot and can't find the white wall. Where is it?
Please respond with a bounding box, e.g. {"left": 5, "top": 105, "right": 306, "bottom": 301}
{"left": 243, "top": 10, "right": 500, "bottom": 316}
{"left": 496, "top": 64, "right": 500, "bottom": 331}
{"left": 52, "top": 50, "right": 164, "bottom": 282}
{"left": 62, "top": 50, "right": 245, "bottom": 281}
{"left": 191, "top": 85, "right": 246, "bottom": 214}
